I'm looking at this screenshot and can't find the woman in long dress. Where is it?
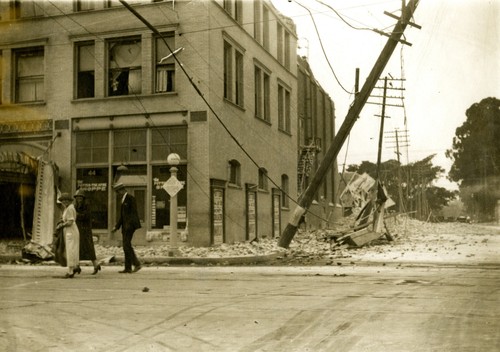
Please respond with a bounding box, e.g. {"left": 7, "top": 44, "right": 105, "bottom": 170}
{"left": 74, "top": 189, "right": 101, "bottom": 274}
{"left": 57, "top": 193, "right": 81, "bottom": 278}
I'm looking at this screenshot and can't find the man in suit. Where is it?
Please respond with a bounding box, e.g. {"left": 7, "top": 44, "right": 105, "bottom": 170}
{"left": 112, "top": 183, "right": 142, "bottom": 273}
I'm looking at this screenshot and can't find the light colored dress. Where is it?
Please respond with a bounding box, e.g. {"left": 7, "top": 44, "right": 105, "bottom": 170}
{"left": 63, "top": 204, "right": 80, "bottom": 268}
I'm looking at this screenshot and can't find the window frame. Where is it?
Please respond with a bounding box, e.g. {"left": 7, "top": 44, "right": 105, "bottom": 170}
{"left": 281, "top": 174, "right": 289, "bottom": 208}
{"left": 76, "top": 41, "right": 95, "bottom": 99}
{"left": 254, "top": 63, "right": 270, "bottom": 123}
{"left": 14, "top": 47, "right": 45, "bottom": 103}
{"left": 155, "top": 32, "right": 176, "bottom": 94}
{"left": 107, "top": 36, "right": 142, "bottom": 97}
{"left": 223, "top": 38, "right": 245, "bottom": 107}
{"left": 278, "top": 83, "right": 291, "bottom": 133}
{"left": 258, "top": 167, "right": 268, "bottom": 191}
{"left": 228, "top": 159, "right": 241, "bottom": 186}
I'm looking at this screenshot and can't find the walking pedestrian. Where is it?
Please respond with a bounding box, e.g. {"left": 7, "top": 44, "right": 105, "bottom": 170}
{"left": 74, "top": 189, "right": 101, "bottom": 275}
{"left": 111, "top": 183, "right": 142, "bottom": 273}
{"left": 57, "top": 192, "right": 81, "bottom": 278}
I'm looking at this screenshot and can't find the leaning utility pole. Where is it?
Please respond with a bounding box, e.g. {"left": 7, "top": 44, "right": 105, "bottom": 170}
{"left": 279, "top": 0, "right": 420, "bottom": 248}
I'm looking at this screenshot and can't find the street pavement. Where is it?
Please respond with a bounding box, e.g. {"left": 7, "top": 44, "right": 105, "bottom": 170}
{"left": 1, "top": 262, "right": 499, "bottom": 352}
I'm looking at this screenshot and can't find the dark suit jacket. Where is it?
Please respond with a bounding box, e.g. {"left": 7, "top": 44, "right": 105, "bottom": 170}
{"left": 115, "top": 193, "right": 141, "bottom": 234}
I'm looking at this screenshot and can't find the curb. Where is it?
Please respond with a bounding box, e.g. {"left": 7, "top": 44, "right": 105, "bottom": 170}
{"left": 0, "top": 252, "right": 282, "bottom": 266}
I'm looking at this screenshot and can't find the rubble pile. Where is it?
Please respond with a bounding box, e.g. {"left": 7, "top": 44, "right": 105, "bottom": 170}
{"left": 1, "top": 216, "right": 497, "bottom": 265}
{"left": 94, "top": 238, "right": 284, "bottom": 259}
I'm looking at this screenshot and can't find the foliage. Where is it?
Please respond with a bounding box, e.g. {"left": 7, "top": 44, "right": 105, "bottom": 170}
{"left": 446, "top": 97, "right": 500, "bottom": 220}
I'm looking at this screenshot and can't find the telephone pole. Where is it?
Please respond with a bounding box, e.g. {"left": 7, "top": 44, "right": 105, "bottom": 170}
{"left": 279, "top": 0, "right": 420, "bottom": 248}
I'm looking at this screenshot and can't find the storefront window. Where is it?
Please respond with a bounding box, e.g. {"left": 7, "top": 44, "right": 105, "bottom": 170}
{"left": 76, "top": 131, "right": 109, "bottom": 164}
{"left": 113, "top": 129, "right": 146, "bottom": 162}
{"left": 151, "top": 126, "right": 187, "bottom": 161}
{"left": 76, "top": 168, "right": 109, "bottom": 229}
{"left": 151, "top": 164, "right": 187, "bottom": 229}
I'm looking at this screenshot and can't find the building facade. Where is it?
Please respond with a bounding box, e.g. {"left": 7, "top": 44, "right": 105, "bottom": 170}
{"left": 297, "top": 56, "right": 340, "bottom": 228}
{"left": 0, "top": 0, "right": 299, "bottom": 247}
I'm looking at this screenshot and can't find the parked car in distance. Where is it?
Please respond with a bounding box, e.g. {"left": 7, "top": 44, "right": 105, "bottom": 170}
{"left": 456, "top": 215, "right": 471, "bottom": 223}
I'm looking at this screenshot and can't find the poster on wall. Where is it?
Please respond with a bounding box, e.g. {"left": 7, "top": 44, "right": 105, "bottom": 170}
{"left": 272, "top": 189, "right": 281, "bottom": 238}
{"left": 212, "top": 187, "right": 224, "bottom": 245}
{"left": 246, "top": 186, "right": 257, "bottom": 241}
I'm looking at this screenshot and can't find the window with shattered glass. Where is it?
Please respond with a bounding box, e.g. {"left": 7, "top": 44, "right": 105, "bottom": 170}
{"left": 108, "top": 37, "right": 142, "bottom": 96}
{"left": 155, "top": 33, "right": 176, "bottom": 93}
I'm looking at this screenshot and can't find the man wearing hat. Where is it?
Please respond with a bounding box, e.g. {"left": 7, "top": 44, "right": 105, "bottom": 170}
{"left": 112, "top": 183, "right": 142, "bottom": 273}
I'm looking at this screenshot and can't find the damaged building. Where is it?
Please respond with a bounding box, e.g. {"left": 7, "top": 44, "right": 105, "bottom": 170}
{"left": 0, "top": 0, "right": 338, "bottom": 247}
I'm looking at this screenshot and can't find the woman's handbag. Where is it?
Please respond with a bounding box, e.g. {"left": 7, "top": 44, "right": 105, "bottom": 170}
{"left": 52, "top": 223, "right": 67, "bottom": 267}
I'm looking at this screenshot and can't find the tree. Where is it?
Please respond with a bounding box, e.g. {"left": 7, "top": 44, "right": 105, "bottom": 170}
{"left": 446, "top": 97, "right": 500, "bottom": 221}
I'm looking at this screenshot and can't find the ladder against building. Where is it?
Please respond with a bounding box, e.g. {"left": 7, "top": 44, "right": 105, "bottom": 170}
{"left": 297, "top": 140, "right": 321, "bottom": 194}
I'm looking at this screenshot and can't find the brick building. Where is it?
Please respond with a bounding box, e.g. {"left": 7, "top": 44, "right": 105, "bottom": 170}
{"left": 0, "top": 0, "right": 300, "bottom": 247}
{"left": 297, "top": 56, "right": 340, "bottom": 228}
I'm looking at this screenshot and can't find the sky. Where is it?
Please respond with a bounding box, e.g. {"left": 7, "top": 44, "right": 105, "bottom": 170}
{"left": 271, "top": 0, "right": 500, "bottom": 190}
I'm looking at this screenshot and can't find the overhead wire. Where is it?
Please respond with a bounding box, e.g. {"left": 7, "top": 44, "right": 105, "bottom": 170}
{"left": 38, "top": 0, "right": 332, "bottom": 225}
{"left": 295, "top": 0, "right": 352, "bottom": 94}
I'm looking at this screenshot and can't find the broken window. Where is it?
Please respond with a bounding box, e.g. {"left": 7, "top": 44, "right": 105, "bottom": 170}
{"left": 15, "top": 47, "right": 44, "bottom": 103}
{"left": 77, "top": 42, "right": 95, "bottom": 98}
{"left": 113, "top": 129, "right": 147, "bottom": 163}
{"left": 155, "top": 33, "right": 176, "bottom": 93}
{"left": 108, "top": 37, "right": 142, "bottom": 96}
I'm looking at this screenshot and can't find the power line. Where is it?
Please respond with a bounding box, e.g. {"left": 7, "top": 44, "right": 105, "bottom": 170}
{"left": 295, "top": 0, "right": 352, "bottom": 94}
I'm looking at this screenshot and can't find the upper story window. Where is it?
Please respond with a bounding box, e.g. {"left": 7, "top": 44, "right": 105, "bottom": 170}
{"left": 10, "top": 0, "right": 44, "bottom": 19}
{"left": 253, "top": 0, "right": 261, "bottom": 43}
{"left": 14, "top": 47, "right": 44, "bottom": 103}
{"left": 223, "top": 0, "right": 243, "bottom": 24}
{"left": 281, "top": 174, "right": 289, "bottom": 208}
{"left": 223, "top": 39, "right": 244, "bottom": 107}
{"left": 155, "top": 32, "right": 176, "bottom": 93}
{"left": 254, "top": 65, "right": 270, "bottom": 123}
{"left": 284, "top": 31, "right": 291, "bottom": 69}
{"left": 262, "top": 6, "right": 270, "bottom": 51}
{"left": 75, "top": 0, "right": 95, "bottom": 11}
{"left": 277, "top": 23, "right": 291, "bottom": 69}
{"left": 277, "top": 23, "right": 283, "bottom": 63}
{"left": 108, "top": 37, "right": 142, "bottom": 96}
{"left": 278, "top": 83, "right": 291, "bottom": 133}
{"left": 258, "top": 167, "right": 268, "bottom": 191}
{"left": 228, "top": 159, "right": 241, "bottom": 186}
{"left": 76, "top": 42, "right": 95, "bottom": 99}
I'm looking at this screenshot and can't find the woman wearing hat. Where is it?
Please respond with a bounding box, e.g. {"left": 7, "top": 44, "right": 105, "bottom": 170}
{"left": 57, "top": 192, "right": 81, "bottom": 278}
{"left": 74, "top": 189, "right": 101, "bottom": 275}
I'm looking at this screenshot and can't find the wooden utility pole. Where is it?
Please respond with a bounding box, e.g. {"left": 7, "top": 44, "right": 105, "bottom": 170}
{"left": 279, "top": 0, "right": 420, "bottom": 248}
